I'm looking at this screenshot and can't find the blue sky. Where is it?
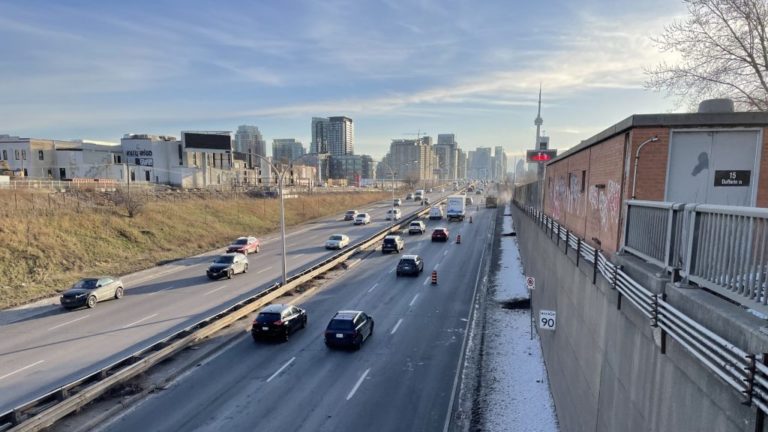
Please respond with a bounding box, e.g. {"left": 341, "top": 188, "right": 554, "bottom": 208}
{"left": 0, "top": 0, "right": 687, "bottom": 160}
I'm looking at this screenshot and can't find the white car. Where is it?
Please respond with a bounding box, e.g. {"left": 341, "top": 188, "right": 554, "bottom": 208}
{"left": 386, "top": 208, "right": 402, "bottom": 221}
{"left": 325, "top": 234, "right": 350, "bottom": 249}
{"left": 408, "top": 220, "right": 426, "bottom": 235}
{"left": 429, "top": 206, "right": 443, "bottom": 220}
{"left": 354, "top": 213, "right": 371, "bottom": 225}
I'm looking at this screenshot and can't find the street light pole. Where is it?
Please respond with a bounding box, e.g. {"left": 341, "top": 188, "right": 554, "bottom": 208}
{"left": 278, "top": 169, "right": 288, "bottom": 286}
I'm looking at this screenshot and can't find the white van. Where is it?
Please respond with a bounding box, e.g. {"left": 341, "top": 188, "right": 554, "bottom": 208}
{"left": 414, "top": 189, "right": 425, "bottom": 200}
{"left": 386, "top": 208, "right": 402, "bottom": 220}
{"left": 429, "top": 206, "right": 443, "bottom": 220}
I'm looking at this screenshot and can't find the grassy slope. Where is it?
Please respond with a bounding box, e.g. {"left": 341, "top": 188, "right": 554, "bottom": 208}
{"left": 0, "top": 191, "right": 388, "bottom": 309}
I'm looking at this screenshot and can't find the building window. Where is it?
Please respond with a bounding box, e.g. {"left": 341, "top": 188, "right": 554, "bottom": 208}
{"left": 581, "top": 170, "right": 586, "bottom": 192}
{"left": 38, "top": 150, "right": 44, "bottom": 161}
{"left": 178, "top": 144, "right": 183, "bottom": 165}
{"left": 15, "top": 149, "right": 19, "bottom": 160}
{"left": 21, "top": 150, "right": 26, "bottom": 160}
{"left": 1, "top": 150, "right": 6, "bottom": 160}
{"left": 114, "top": 154, "right": 122, "bottom": 164}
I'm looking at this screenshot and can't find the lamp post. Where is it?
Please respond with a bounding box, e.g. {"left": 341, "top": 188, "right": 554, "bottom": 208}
{"left": 251, "top": 152, "right": 320, "bottom": 286}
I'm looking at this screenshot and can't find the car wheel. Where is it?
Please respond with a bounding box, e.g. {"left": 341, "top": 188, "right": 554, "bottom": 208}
{"left": 396, "top": 271, "right": 401, "bottom": 277}
{"left": 369, "top": 322, "right": 375, "bottom": 336}
{"left": 302, "top": 316, "right": 307, "bottom": 329}
{"left": 114, "top": 287, "right": 124, "bottom": 299}
{"left": 227, "top": 270, "right": 233, "bottom": 279}
{"left": 243, "top": 264, "right": 249, "bottom": 273}
{"left": 86, "top": 296, "right": 97, "bottom": 308}
{"left": 256, "top": 246, "right": 260, "bottom": 253}
{"left": 354, "top": 335, "right": 363, "bottom": 350}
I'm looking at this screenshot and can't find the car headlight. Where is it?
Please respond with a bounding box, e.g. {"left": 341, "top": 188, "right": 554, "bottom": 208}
{"left": 75, "top": 293, "right": 86, "bottom": 298}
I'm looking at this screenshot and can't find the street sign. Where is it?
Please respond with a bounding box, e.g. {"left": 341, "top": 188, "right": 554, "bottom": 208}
{"left": 526, "top": 149, "right": 558, "bottom": 163}
{"left": 539, "top": 310, "right": 556, "bottom": 331}
{"left": 526, "top": 276, "right": 535, "bottom": 290}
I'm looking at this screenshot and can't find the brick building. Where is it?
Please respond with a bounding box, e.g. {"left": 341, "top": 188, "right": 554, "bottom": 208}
{"left": 543, "top": 101, "right": 768, "bottom": 254}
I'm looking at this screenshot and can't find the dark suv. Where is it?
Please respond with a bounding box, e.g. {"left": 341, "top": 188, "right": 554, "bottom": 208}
{"left": 324, "top": 310, "right": 374, "bottom": 350}
{"left": 396, "top": 254, "right": 424, "bottom": 276}
{"left": 382, "top": 235, "right": 405, "bottom": 254}
{"left": 251, "top": 304, "right": 307, "bottom": 342}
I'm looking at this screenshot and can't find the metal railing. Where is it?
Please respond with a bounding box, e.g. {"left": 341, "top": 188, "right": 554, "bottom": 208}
{"left": 624, "top": 201, "right": 768, "bottom": 314}
{"left": 0, "top": 195, "right": 453, "bottom": 431}
{"left": 514, "top": 201, "right": 767, "bottom": 417}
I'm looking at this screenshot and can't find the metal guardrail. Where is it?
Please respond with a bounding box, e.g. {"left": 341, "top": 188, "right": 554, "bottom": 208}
{"left": 514, "top": 201, "right": 766, "bottom": 416}
{"left": 624, "top": 200, "right": 768, "bottom": 314}
{"left": 0, "top": 196, "right": 450, "bottom": 431}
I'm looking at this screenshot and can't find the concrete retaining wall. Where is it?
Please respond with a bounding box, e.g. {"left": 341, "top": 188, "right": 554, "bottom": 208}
{"left": 512, "top": 205, "right": 766, "bottom": 432}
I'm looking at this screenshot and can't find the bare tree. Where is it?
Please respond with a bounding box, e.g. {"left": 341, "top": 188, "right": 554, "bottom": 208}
{"left": 646, "top": 0, "right": 768, "bottom": 111}
{"left": 111, "top": 188, "right": 145, "bottom": 218}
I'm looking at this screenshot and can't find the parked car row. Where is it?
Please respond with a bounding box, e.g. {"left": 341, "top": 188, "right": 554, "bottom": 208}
{"left": 251, "top": 304, "right": 374, "bottom": 350}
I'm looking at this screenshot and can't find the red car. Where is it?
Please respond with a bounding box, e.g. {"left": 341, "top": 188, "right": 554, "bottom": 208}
{"left": 431, "top": 227, "right": 449, "bottom": 242}
{"left": 227, "top": 236, "right": 261, "bottom": 254}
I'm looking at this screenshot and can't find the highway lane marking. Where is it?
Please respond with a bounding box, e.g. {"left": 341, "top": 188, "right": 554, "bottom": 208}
{"left": 256, "top": 266, "right": 274, "bottom": 274}
{"left": 121, "top": 313, "right": 158, "bottom": 329}
{"left": 293, "top": 253, "right": 305, "bottom": 259}
{"left": 409, "top": 294, "right": 420, "bottom": 306}
{"left": 148, "top": 285, "right": 175, "bottom": 296}
{"left": 266, "top": 357, "right": 296, "bottom": 383}
{"left": 388, "top": 267, "right": 395, "bottom": 273}
{"left": 346, "top": 368, "right": 371, "bottom": 400}
{"left": 203, "top": 285, "right": 229, "bottom": 297}
{"left": 48, "top": 314, "right": 90, "bottom": 331}
{"left": 391, "top": 318, "right": 403, "bottom": 335}
{"left": 444, "top": 250, "right": 448, "bottom": 256}
{"left": 0, "top": 360, "right": 45, "bottom": 381}
{"left": 423, "top": 276, "right": 431, "bottom": 285}
{"left": 434, "top": 263, "right": 440, "bottom": 270}
{"left": 368, "top": 283, "right": 379, "bottom": 293}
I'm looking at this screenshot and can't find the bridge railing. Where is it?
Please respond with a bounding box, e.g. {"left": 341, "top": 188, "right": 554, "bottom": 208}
{"left": 624, "top": 201, "right": 768, "bottom": 315}
{"left": 516, "top": 201, "right": 768, "bottom": 417}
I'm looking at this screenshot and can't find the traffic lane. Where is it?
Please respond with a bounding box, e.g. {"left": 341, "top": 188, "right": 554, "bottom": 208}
{"left": 100, "top": 206, "right": 491, "bottom": 432}
{"left": 0, "top": 196, "right": 441, "bottom": 410}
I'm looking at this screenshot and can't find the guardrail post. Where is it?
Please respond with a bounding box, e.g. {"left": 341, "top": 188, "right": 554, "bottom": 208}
{"left": 11, "top": 409, "right": 23, "bottom": 425}
{"left": 556, "top": 226, "right": 560, "bottom": 246}
{"left": 592, "top": 248, "right": 600, "bottom": 284}
{"left": 744, "top": 354, "right": 756, "bottom": 405}
{"left": 576, "top": 238, "right": 581, "bottom": 266}
{"left": 57, "top": 388, "right": 70, "bottom": 401}
{"left": 564, "top": 230, "right": 569, "bottom": 254}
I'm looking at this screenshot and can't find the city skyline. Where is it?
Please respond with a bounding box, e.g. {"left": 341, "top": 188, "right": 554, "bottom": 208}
{"left": 0, "top": 0, "right": 687, "bottom": 159}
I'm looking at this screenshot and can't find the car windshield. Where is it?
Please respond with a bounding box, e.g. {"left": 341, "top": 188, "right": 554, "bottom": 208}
{"left": 256, "top": 312, "right": 281, "bottom": 323}
{"left": 72, "top": 279, "right": 98, "bottom": 289}
{"left": 399, "top": 259, "right": 416, "bottom": 265}
{"left": 214, "top": 255, "right": 235, "bottom": 264}
{"left": 328, "top": 319, "right": 354, "bottom": 330}
{"left": 346, "top": 210, "right": 356, "bottom": 215}
{"left": 234, "top": 238, "right": 248, "bottom": 245}
{"left": 384, "top": 238, "right": 396, "bottom": 244}
{"left": 410, "top": 222, "right": 420, "bottom": 226}
{"left": 329, "top": 235, "right": 343, "bottom": 241}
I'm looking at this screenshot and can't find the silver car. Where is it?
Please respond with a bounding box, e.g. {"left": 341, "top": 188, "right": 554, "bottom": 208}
{"left": 60, "top": 277, "right": 124, "bottom": 309}
{"left": 207, "top": 253, "right": 249, "bottom": 280}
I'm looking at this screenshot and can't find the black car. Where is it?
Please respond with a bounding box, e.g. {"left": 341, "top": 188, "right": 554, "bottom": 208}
{"left": 324, "top": 310, "right": 374, "bottom": 350}
{"left": 382, "top": 235, "right": 405, "bottom": 254}
{"left": 396, "top": 254, "right": 424, "bottom": 276}
{"left": 252, "top": 304, "right": 307, "bottom": 341}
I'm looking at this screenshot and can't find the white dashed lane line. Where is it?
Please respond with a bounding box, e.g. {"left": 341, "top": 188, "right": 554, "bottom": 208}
{"left": 48, "top": 315, "right": 90, "bottom": 331}
{"left": 266, "top": 357, "right": 296, "bottom": 383}
{"left": 368, "top": 283, "right": 378, "bottom": 293}
{"left": 0, "top": 360, "right": 45, "bottom": 382}
{"left": 409, "top": 294, "right": 420, "bottom": 306}
{"left": 203, "top": 285, "right": 228, "bottom": 297}
{"left": 121, "top": 313, "right": 158, "bottom": 329}
{"left": 391, "top": 318, "right": 403, "bottom": 335}
{"left": 346, "top": 368, "right": 371, "bottom": 401}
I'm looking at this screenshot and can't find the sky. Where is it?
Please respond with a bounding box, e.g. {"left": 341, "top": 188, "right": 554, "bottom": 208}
{"left": 0, "top": 0, "right": 688, "bottom": 160}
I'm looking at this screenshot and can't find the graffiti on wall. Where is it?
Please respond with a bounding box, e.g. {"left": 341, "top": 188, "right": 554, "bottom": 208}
{"left": 588, "top": 179, "right": 621, "bottom": 230}
{"left": 567, "top": 172, "right": 584, "bottom": 216}
{"left": 550, "top": 175, "right": 568, "bottom": 220}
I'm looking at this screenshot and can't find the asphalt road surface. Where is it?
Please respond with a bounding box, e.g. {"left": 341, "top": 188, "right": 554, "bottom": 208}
{"left": 97, "top": 202, "right": 495, "bottom": 432}
{"left": 0, "top": 191, "right": 450, "bottom": 413}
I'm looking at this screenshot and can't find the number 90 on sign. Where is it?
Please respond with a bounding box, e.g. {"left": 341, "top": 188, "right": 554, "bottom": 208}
{"left": 539, "top": 310, "right": 556, "bottom": 331}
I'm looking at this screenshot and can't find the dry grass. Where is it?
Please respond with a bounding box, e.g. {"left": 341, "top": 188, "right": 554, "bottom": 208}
{"left": 0, "top": 189, "right": 389, "bottom": 309}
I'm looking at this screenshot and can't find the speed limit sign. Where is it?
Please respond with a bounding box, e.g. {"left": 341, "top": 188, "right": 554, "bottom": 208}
{"left": 539, "top": 310, "right": 556, "bottom": 331}
{"left": 526, "top": 276, "right": 535, "bottom": 290}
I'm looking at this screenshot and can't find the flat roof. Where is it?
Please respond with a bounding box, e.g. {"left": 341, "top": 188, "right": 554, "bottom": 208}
{"left": 550, "top": 111, "right": 768, "bottom": 164}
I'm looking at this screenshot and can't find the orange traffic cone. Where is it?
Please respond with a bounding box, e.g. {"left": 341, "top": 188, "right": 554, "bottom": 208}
{"left": 431, "top": 270, "right": 438, "bottom": 285}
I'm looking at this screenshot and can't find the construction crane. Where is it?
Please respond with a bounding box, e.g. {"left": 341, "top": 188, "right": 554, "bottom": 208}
{"left": 402, "top": 130, "right": 428, "bottom": 142}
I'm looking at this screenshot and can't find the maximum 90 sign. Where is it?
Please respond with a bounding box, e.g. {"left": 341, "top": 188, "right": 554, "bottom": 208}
{"left": 539, "top": 310, "right": 557, "bottom": 331}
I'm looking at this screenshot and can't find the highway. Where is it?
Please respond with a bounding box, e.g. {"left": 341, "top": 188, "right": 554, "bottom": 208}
{"left": 0, "top": 191, "right": 448, "bottom": 414}
{"left": 97, "top": 197, "right": 495, "bottom": 432}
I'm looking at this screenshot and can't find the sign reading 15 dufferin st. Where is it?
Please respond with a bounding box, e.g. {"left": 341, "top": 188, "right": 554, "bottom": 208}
{"left": 714, "top": 170, "right": 750, "bottom": 187}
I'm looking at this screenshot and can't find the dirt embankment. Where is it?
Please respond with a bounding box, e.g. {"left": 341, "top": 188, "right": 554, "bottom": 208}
{"left": 0, "top": 189, "right": 389, "bottom": 309}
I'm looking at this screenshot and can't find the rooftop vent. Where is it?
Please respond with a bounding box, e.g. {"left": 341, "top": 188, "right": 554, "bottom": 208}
{"left": 698, "top": 98, "right": 734, "bottom": 113}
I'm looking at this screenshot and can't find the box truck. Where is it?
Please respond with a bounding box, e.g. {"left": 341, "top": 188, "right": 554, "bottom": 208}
{"left": 446, "top": 195, "right": 466, "bottom": 221}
